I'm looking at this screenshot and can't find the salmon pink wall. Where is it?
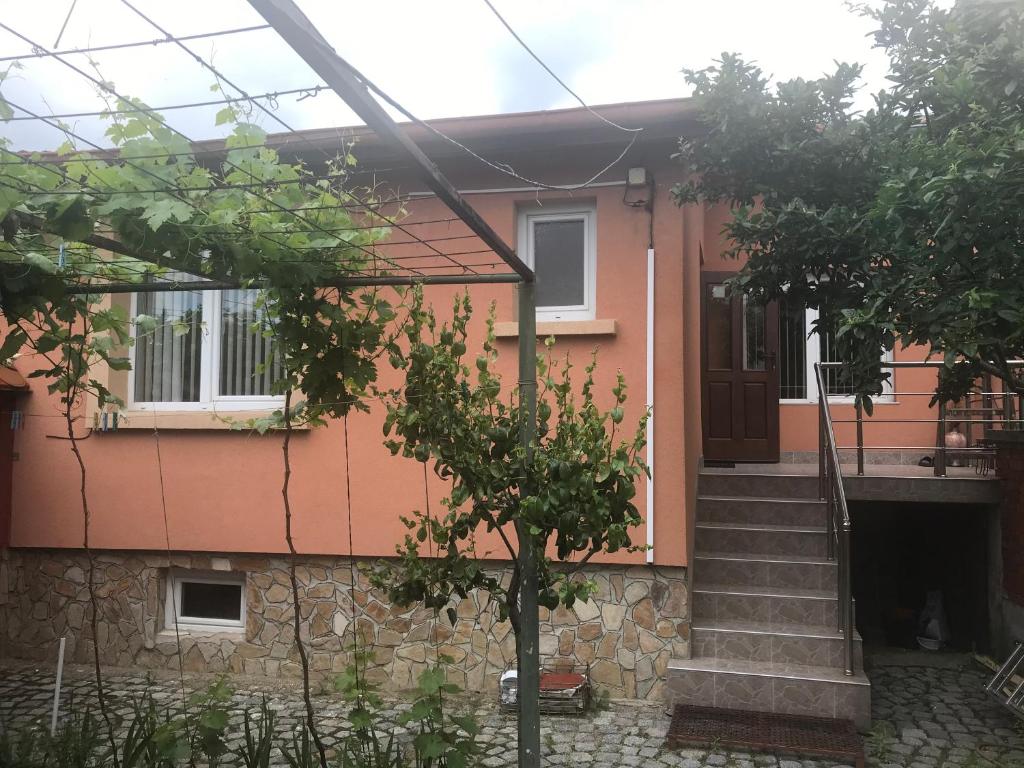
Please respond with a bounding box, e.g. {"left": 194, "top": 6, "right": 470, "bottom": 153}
{"left": 8, "top": 170, "right": 692, "bottom": 568}
{"left": 695, "top": 203, "right": 942, "bottom": 457}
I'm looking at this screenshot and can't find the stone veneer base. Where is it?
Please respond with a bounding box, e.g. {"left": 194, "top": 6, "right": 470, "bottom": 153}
{"left": 0, "top": 549, "right": 688, "bottom": 701}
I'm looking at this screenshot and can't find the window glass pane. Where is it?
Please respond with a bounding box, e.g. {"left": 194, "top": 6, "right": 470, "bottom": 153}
{"left": 533, "top": 218, "right": 585, "bottom": 309}
{"left": 742, "top": 296, "right": 766, "bottom": 371}
{"left": 219, "top": 289, "right": 284, "bottom": 397}
{"left": 780, "top": 299, "right": 807, "bottom": 399}
{"left": 179, "top": 580, "right": 241, "bottom": 622}
{"left": 706, "top": 283, "right": 732, "bottom": 370}
{"left": 133, "top": 276, "right": 203, "bottom": 403}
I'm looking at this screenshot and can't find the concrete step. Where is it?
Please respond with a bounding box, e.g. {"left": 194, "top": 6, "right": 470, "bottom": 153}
{"left": 698, "top": 472, "right": 820, "bottom": 500}
{"left": 696, "top": 496, "right": 827, "bottom": 528}
{"left": 693, "top": 584, "right": 838, "bottom": 627}
{"left": 690, "top": 618, "right": 863, "bottom": 669}
{"left": 666, "top": 656, "right": 871, "bottom": 730}
{"left": 695, "top": 552, "right": 838, "bottom": 592}
{"left": 695, "top": 522, "right": 828, "bottom": 559}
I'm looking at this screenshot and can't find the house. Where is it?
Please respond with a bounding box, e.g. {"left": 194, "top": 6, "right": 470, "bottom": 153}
{"left": 0, "top": 97, "right": 1013, "bottom": 730}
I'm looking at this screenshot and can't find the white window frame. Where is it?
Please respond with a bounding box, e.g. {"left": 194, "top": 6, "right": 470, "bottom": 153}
{"left": 517, "top": 204, "right": 597, "bottom": 322}
{"left": 128, "top": 290, "right": 284, "bottom": 412}
{"left": 781, "top": 307, "right": 894, "bottom": 404}
{"left": 165, "top": 570, "right": 246, "bottom": 632}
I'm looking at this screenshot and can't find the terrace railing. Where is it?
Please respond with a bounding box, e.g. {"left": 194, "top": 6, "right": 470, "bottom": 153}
{"left": 822, "top": 360, "right": 1024, "bottom": 477}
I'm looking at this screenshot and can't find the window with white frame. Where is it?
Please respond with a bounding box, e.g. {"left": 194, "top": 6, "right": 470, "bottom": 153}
{"left": 780, "top": 299, "right": 893, "bottom": 402}
{"left": 165, "top": 570, "right": 246, "bottom": 632}
{"left": 518, "top": 205, "right": 596, "bottom": 321}
{"left": 130, "top": 279, "right": 284, "bottom": 411}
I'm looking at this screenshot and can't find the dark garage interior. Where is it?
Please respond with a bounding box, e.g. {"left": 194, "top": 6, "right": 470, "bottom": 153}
{"left": 851, "top": 500, "right": 994, "bottom": 654}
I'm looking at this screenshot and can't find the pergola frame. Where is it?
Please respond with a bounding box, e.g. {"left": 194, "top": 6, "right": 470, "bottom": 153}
{"left": 4, "top": 0, "right": 544, "bottom": 765}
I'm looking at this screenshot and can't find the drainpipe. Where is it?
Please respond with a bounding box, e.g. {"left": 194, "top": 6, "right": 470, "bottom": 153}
{"left": 646, "top": 244, "right": 655, "bottom": 564}
{"left": 644, "top": 175, "right": 656, "bottom": 565}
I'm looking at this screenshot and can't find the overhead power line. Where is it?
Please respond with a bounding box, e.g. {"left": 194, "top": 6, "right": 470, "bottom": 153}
{"left": 480, "top": 0, "right": 642, "bottom": 135}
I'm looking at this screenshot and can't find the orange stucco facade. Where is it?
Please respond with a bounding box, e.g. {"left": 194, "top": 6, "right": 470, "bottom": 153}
{"left": 2, "top": 98, "right": 942, "bottom": 569}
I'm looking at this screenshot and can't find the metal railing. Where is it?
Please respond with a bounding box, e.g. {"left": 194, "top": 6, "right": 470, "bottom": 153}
{"left": 820, "top": 360, "right": 1024, "bottom": 477}
{"left": 815, "top": 359, "right": 1024, "bottom": 676}
{"left": 815, "top": 363, "right": 855, "bottom": 676}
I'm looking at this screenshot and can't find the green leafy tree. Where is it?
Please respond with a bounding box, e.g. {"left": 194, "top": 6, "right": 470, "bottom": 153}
{"left": 0, "top": 93, "right": 413, "bottom": 768}
{"left": 374, "top": 292, "right": 649, "bottom": 662}
{"left": 673, "top": 0, "right": 1024, "bottom": 405}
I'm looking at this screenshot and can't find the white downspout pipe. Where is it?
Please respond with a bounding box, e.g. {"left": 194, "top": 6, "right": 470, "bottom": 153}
{"left": 646, "top": 246, "right": 655, "bottom": 563}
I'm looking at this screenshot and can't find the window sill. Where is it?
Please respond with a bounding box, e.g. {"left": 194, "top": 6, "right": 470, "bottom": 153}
{"left": 494, "top": 319, "right": 617, "bottom": 338}
{"left": 93, "top": 409, "right": 308, "bottom": 431}
{"left": 156, "top": 627, "right": 244, "bottom": 641}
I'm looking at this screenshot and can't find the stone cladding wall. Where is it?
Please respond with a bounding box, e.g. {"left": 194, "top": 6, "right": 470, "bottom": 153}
{"left": 0, "top": 549, "right": 688, "bottom": 700}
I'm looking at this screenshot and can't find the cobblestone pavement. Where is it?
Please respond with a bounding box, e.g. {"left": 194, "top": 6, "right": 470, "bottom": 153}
{"left": 0, "top": 652, "right": 1021, "bottom": 767}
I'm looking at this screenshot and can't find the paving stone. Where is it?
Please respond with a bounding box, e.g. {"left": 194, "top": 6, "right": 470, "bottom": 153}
{"left": 1, "top": 654, "right": 1022, "bottom": 768}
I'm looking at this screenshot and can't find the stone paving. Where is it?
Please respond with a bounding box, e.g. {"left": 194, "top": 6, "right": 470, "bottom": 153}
{"left": 0, "top": 652, "right": 1022, "bottom": 767}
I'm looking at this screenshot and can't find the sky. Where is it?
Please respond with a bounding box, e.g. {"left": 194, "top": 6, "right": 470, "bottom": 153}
{"left": 0, "top": 0, "right": 896, "bottom": 151}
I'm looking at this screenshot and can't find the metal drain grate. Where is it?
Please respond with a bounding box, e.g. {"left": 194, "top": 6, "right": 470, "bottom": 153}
{"left": 666, "top": 705, "right": 865, "bottom": 768}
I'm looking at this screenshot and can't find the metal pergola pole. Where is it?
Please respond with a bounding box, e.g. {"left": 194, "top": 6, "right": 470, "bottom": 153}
{"left": 61, "top": 272, "right": 523, "bottom": 294}
{"left": 515, "top": 280, "right": 539, "bottom": 768}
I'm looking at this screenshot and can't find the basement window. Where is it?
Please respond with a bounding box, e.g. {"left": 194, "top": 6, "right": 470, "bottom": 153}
{"left": 165, "top": 571, "right": 245, "bottom": 632}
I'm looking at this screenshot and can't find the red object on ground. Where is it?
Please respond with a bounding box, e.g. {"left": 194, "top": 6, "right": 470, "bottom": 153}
{"left": 539, "top": 672, "right": 586, "bottom": 691}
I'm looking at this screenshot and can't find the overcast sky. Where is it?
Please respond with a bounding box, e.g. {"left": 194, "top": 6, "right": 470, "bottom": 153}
{"left": 1, "top": 0, "right": 895, "bottom": 151}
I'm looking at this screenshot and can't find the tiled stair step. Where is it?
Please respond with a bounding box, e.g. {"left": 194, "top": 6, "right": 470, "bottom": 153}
{"left": 666, "top": 656, "right": 871, "bottom": 730}
{"left": 696, "top": 522, "right": 828, "bottom": 558}
{"left": 698, "top": 472, "right": 820, "bottom": 500}
{"left": 693, "top": 584, "right": 839, "bottom": 627}
{"left": 695, "top": 552, "right": 837, "bottom": 591}
{"left": 697, "top": 496, "right": 827, "bottom": 528}
{"left": 691, "top": 618, "right": 863, "bottom": 669}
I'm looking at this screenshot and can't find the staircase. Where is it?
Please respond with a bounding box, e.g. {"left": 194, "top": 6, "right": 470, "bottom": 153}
{"left": 667, "top": 469, "right": 872, "bottom": 730}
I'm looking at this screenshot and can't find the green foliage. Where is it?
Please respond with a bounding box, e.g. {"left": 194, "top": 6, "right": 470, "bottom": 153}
{"left": 673, "top": 0, "right": 1024, "bottom": 403}
{"left": 235, "top": 698, "right": 276, "bottom": 768}
{"left": 0, "top": 89, "right": 408, "bottom": 421}
{"left": 397, "top": 664, "right": 479, "bottom": 768}
{"left": 334, "top": 652, "right": 480, "bottom": 768}
{"left": 374, "top": 292, "right": 649, "bottom": 639}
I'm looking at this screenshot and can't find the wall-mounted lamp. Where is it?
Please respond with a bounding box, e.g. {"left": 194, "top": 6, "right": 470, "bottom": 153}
{"left": 623, "top": 166, "right": 653, "bottom": 210}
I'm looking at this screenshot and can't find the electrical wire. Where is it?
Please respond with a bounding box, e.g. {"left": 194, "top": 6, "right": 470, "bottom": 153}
{"left": 0, "top": 24, "right": 271, "bottom": 62}
{"left": 480, "top": 0, "right": 642, "bottom": 135}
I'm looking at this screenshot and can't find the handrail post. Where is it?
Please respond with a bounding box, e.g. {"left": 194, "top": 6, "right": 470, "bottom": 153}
{"left": 855, "top": 399, "right": 865, "bottom": 476}
{"left": 818, "top": 397, "right": 826, "bottom": 501}
{"left": 936, "top": 401, "right": 947, "bottom": 477}
{"left": 841, "top": 522, "right": 853, "bottom": 676}
{"left": 826, "top": 481, "right": 835, "bottom": 561}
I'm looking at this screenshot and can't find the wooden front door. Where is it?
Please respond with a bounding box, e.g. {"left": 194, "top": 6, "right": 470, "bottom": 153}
{"left": 701, "top": 272, "right": 780, "bottom": 462}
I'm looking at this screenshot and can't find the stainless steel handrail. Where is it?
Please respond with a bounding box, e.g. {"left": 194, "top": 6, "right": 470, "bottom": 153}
{"left": 815, "top": 363, "right": 854, "bottom": 676}
{"left": 819, "top": 360, "right": 1024, "bottom": 477}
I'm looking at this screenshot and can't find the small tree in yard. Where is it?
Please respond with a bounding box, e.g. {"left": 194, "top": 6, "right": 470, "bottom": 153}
{"left": 673, "top": 0, "right": 1024, "bottom": 407}
{"left": 374, "top": 292, "right": 649, "bottom": 665}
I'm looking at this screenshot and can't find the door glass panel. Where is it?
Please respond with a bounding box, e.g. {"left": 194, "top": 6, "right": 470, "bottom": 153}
{"left": 706, "top": 283, "right": 732, "bottom": 370}
{"left": 743, "top": 296, "right": 766, "bottom": 371}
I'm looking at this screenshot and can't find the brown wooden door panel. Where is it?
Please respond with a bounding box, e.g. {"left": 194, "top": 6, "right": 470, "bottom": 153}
{"left": 701, "top": 272, "right": 780, "bottom": 462}
{"left": 707, "top": 382, "right": 733, "bottom": 439}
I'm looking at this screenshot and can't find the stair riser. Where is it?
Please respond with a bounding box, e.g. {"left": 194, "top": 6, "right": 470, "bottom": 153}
{"left": 699, "top": 474, "right": 820, "bottom": 499}
{"left": 697, "top": 527, "right": 828, "bottom": 558}
{"left": 697, "top": 498, "right": 827, "bottom": 527}
{"left": 666, "top": 669, "right": 870, "bottom": 730}
{"left": 691, "top": 628, "right": 863, "bottom": 669}
{"left": 694, "top": 591, "right": 838, "bottom": 627}
{"left": 695, "top": 557, "right": 837, "bottom": 591}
